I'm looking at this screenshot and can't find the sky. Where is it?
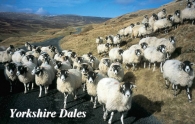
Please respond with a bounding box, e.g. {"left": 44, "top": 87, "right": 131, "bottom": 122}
{"left": 0, "top": 0, "right": 173, "bottom": 18}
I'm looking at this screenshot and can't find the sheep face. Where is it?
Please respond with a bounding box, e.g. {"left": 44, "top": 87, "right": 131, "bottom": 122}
{"left": 54, "top": 61, "right": 62, "bottom": 69}
{"left": 180, "top": 61, "right": 194, "bottom": 73}
{"left": 103, "top": 59, "right": 110, "bottom": 67}
{"left": 169, "top": 36, "right": 175, "bottom": 44}
{"left": 31, "top": 66, "right": 43, "bottom": 76}
{"left": 71, "top": 52, "right": 77, "bottom": 58}
{"left": 130, "top": 23, "right": 135, "bottom": 28}
{"left": 135, "top": 49, "right": 142, "bottom": 56}
{"left": 118, "top": 49, "right": 124, "bottom": 56}
{"left": 76, "top": 57, "right": 84, "bottom": 64}
{"left": 35, "top": 47, "right": 41, "bottom": 53}
{"left": 16, "top": 65, "right": 27, "bottom": 76}
{"left": 5, "top": 62, "right": 16, "bottom": 76}
{"left": 20, "top": 51, "right": 26, "bottom": 56}
{"left": 187, "top": 2, "right": 192, "bottom": 8}
{"left": 85, "top": 71, "right": 98, "bottom": 83}
{"left": 120, "top": 82, "right": 136, "bottom": 98}
{"left": 56, "top": 70, "right": 69, "bottom": 82}
{"left": 63, "top": 56, "right": 69, "bottom": 61}
{"left": 58, "top": 52, "right": 65, "bottom": 57}
{"left": 111, "top": 65, "right": 121, "bottom": 75}
{"left": 26, "top": 55, "right": 34, "bottom": 62}
{"left": 175, "top": 10, "right": 180, "bottom": 17}
{"left": 7, "top": 50, "right": 13, "bottom": 55}
{"left": 25, "top": 42, "right": 30, "bottom": 47}
{"left": 162, "top": 8, "right": 166, "bottom": 13}
{"left": 140, "top": 42, "right": 148, "bottom": 50}
{"left": 41, "top": 52, "right": 49, "bottom": 58}
{"left": 87, "top": 52, "right": 93, "bottom": 57}
{"left": 89, "top": 56, "right": 96, "bottom": 62}
{"left": 157, "top": 45, "right": 166, "bottom": 53}
{"left": 80, "top": 64, "right": 89, "bottom": 73}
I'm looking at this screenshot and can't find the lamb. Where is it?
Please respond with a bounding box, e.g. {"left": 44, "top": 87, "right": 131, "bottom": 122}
{"left": 105, "top": 35, "right": 114, "bottom": 47}
{"left": 99, "top": 58, "right": 111, "bottom": 75}
{"left": 131, "top": 24, "right": 143, "bottom": 38}
{"left": 16, "top": 62, "right": 36, "bottom": 94}
{"left": 4, "top": 62, "right": 19, "bottom": 92}
{"left": 31, "top": 62, "right": 55, "bottom": 97}
{"left": 122, "top": 48, "right": 142, "bottom": 70}
{"left": 162, "top": 60, "right": 194, "bottom": 102}
{"left": 97, "top": 78, "right": 136, "bottom": 124}
{"left": 56, "top": 69, "right": 82, "bottom": 109}
{"left": 124, "top": 23, "right": 135, "bottom": 37}
{"left": 149, "top": 13, "right": 158, "bottom": 27}
{"left": 157, "top": 8, "right": 167, "bottom": 19}
{"left": 12, "top": 49, "right": 26, "bottom": 63}
{"left": 96, "top": 36, "right": 104, "bottom": 45}
{"left": 89, "top": 56, "right": 100, "bottom": 70}
{"left": 143, "top": 45, "right": 167, "bottom": 72}
{"left": 138, "top": 23, "right": 153, "bottom": 38}
{"left": 109, "top": 47, "right": 124, "bottom": 63}
{"left": 142, "top": 15, "right": 149, "bottom": 24}
{"left": 84, "top": 71, "right": 107, "bottom": 108}
{"left": 0, "top": 49, "right": 13, "bottom": 64}
{"left": 153, "top": 15, "right": 173, "bottom": 33}
{"left": 97, "top": 43, "right": 110, "bottom": 56}
{"left": 54, "top": 60, "right": 72, "bottom": 70}
{"left": 113, "top": 34, "right": 122, "bottom": 47}
{"left": 107, "top": 62, "right": 124, "bottom": 82}
{"left": 21, "top": 54, "right": 38, "bottom": 65}
{"left": 180, "top": 2, "right": 195, "bottom": 24}
{"left": 172, "top": 10, "right": 182, "bottom": 29}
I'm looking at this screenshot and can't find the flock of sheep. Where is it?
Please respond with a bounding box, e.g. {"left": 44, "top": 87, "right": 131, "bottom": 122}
{"left": 0, "top": 1, "right": 194, "bottom": 124}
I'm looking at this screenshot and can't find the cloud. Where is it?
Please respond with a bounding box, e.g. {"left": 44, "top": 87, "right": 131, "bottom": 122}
{"left": 35, "top": 8, "right": 49, "bottom": 15}
{"left": 0, "top": 4, "right": 33, "bottom": 13}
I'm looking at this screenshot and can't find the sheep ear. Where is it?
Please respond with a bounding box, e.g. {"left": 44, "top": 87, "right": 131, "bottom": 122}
{"left": 130, "top": 84, "right": 136, "bottom": 89}
{"left": 56, "top": 72, "right": 61, "bottom": 77}
{"left": 190, "top": 63, "right": 194, "bottom": 66}
{"left": 83, "top": 73, "right": 88, "bottom": 78}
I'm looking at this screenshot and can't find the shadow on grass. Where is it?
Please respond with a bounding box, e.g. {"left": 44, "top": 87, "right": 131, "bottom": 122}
{"left": 126, "top": 94, "right": 164, "bottom": 124}
{"left": 123, "top": 71, "right": 136, "bottom": 82}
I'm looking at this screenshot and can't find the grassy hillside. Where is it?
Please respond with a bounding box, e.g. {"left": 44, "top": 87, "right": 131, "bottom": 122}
{"left": 60, "top": 1, "right": 195, "bottom": 123}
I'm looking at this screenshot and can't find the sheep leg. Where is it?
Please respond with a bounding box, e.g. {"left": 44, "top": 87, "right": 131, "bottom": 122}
{"left": 103, "top": 104, "right": 106, "bottom": 112}
{"left": 39, "top": 86, "right": 42, "bottom": 97}
{"left": 74, "top": 90, "right": 77, "bottom": 100}
{"left": 144, "top": 62, "right": 146, "bottom": 68}
{"left": 31, "top": 82, "right": 34, "bottom": 90}
{"left": 64, "top": 92, "right": 69, "bottom": 109}
{"left": 120, "top": 112, "right": 124, "bottom": 124}
{"left": 160, "top": 62, "right": 163, "bottom": 73}
{"left": 148, "top": 62, "right": 151, "bottom": 69}
{"left": 24, "top": 83, "right": 27, "bottom": 94}
{"left": 93, "top": 96, "right": 97, "bottom": 109}
{"left": 173, "top": 84, "right": 178, "bottom": 97}
{"left": 153, "top": 63, "right": 156, "bottom": 71}
{"left": 186, "top": 87, "right": 192, "bottom": 102}
{"left": 27, "top": 83, "right": 30, "bottom": 92}
{"left": 44, "top": 86, "right": 48, "bottom": 95}
{"left": 83, "top": 83, "right": 86, "bottom": 91}
{"left": 132, "top": 63, "right": 135, "bottom": 71}
{"left": 108, "top": 111, "right": 114, "bottom": 124}
{"left": 165, "top": 80, "right": 170, "bottom": 89}
{"left": 90, "top": 97, "right": 93, "bottom": 102}
{"left": 103, "top": 109, "right": 108, "bottom": 121}
{"left": 9, "top": 81, "right": 12, "bottom": 92}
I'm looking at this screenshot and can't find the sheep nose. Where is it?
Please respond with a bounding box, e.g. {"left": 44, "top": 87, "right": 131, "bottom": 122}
{"left": 16, "top": 71, "right": 20, "bottom": 76}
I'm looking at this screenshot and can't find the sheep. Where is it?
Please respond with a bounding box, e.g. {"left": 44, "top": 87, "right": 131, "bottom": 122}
{"left": 142, "top": 15, "right": 149, "bottom": 24}
{"left": 54, "top": 51, "right": 65, "bottom": 61}
{"left": 73, "top": 57, "right": 84, "bottom": 70}
{"left": 37, "top": 52, "right": 50, "bottom": 65}
{"left": 56, "top": 69, "right": 82, "bottom": 109}
{"left": 4, "top": 62, "right": 19, "bottom": 92}
{"left": 157, "top": 8, "right": 167, "bottom": 19}
{"left": 172, "top": 10, "right": 182, "bottom": 29}
{"left": 84, "top": 71, "right": 107, "bottom": 108}
{"left": 139, "top": 36, "right": 158, "bottom": 48}
{"left": 107, "top": 62, "right": 124, "bottom": 82}
{"left": 21, "top": 54, "right": 38, "bottom": 65}
{"left": 25, "top": 42, "right": 33, "bottom": 51}
{"left": 82, "top": 52, "right": 93, "bottom": 64}
{"left": 143, "top": 45, "right": 167, "bottom": 72}
{"left": 138, "top": 23, "right": 153, "bottom": 38}
{"left": 12, "top": 49, "right": 26, "bottom": 63}
{"left": 181, "top": 2, "right": 195, "bottom": 24}
{"left": 54, "top": 60, "right": 72, "bottom": 70}
{"left": 162, "top": 60, "right": 194, "bottom": 102}
{"left": 97, "top": 78, "right": 136, "bottom": 124}
{"left": 97, "top": 43, "right": 110, "bottom": 56}
{"left": 118, "top": 28, "right": 125, "bottom": 37}
{"left": 153, "top": 15, "right": 173, "bottom": 33}
{"left": 109, "top": 47, "right": 124, "bottom": 63}
{"left": 96, "top": 36, "right": 104, "bottom": 45}
{"left": 88, "top": 56, "right": 100, "bottom": 70}
{"left": 105, "top": 35, "right": 114, "bottom": 47}
{"left": 26, "top": 46, "right": 41, "bottom": 58}
{"left": 0, "top": 49, "right": 13, "bottom": 64}
{"left": 6, "top": 45, "right": 15, "bottom": 53}
{"left": 122, "top": 48, "right": 142, "bottom": 70}
{"left": 62, "top": 50, "right": 77, "bottom": 65}
{"left": 131, "top": 24, "right": 143, "bottom": 38}
{"left": 113, "top": 34, "right": 122, "bottom": 47}
{"left": 99, "top": 58, "right": 111, "bottom": 75}
{"left": 149, "top": 13, "right": 158, "bottom": 27}
{"left": 41, "top": 45, "right": 57, "bottom": 58}
{"left": 124, "top": 23, "right": 135, "bottom": 37}
{"left": 31, "top": 62, "right": 55, "bottom": 97}
{"left": 16, "top": 62, "right": 36, "bottom": 94}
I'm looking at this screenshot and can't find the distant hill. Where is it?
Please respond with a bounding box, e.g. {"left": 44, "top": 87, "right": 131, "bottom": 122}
{"left": 0, "top": 12, "right": 111, "bottom": 41}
